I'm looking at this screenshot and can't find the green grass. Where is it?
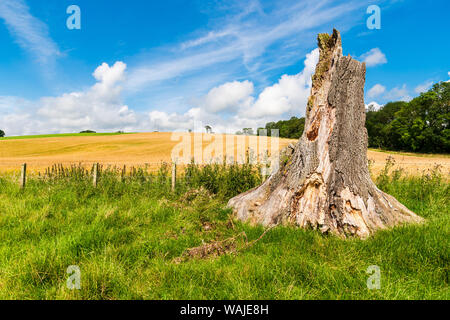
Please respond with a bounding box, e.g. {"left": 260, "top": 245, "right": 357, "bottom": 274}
{"left": 0, "top": 164, "right": 448, "bottom": 300}
{"left": 0, "top": 132, "right": 134, "bottom": 140}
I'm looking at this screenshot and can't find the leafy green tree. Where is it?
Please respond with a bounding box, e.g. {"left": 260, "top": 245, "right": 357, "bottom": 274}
{"left": 365, "top": 81, "right": 449, "bottom": 153}
{"left": 366, "top": 101, "right": 406, "bottom": 149}
{"left": 0, "top": 130, "right": 4, "bottom": 137}
{"left": 242, "top": 128, "right": 254, "bottom": 135}
{"left": 265, "top": 116, "right": 305, "bottom": 139}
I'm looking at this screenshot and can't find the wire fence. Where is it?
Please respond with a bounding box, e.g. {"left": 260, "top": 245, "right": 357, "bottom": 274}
{"left": 1, "top": 159, "right": 275, "bottom": 192}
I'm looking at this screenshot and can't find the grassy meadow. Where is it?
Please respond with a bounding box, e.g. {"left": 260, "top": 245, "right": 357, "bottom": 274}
{"left": 0, "top": 161, "right": 448, "bottom": 300}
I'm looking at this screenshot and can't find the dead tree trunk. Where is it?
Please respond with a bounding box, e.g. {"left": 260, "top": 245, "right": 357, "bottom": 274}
{"left": 228, "top": 29, "right": 423, "bottom": 238}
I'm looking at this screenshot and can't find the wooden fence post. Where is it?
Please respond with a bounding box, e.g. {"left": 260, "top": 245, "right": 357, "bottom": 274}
{"left": 20, "top": 163, "right": 27, "bottom": 189}
{"left": 121, "top": 165, "right": 126, "bottom": 182}
{"left": 93, "top": 163, "right": 98, "bottom": 187}
{"left": 171, "top": 162, "right": 177, "bottom": 192}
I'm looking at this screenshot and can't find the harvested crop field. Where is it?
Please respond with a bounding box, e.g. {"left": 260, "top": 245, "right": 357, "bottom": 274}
{"left": 367, "top": 149, "right": 450, "bottom": 177}
{"left": 0, "top": 132, "right": 449, "bottom": 176}
{"left": 0, "top": 132, "right": 292, "bottom": 173}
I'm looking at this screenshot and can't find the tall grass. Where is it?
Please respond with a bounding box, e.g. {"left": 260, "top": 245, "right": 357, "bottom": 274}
{"left": 0, "top": 161, "right": 448, "bottom": 300}
{"left": 31, "top": 161, "right": 264, "bottom": 200}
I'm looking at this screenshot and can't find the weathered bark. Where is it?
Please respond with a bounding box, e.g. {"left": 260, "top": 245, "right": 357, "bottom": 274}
{"left": 228, "top": 29, "right": 423, "bottom": 239}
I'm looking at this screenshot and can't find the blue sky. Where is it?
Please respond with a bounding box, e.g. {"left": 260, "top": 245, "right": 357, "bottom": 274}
{"left": 0, "top": 0, "right": 449, "bottom": 135}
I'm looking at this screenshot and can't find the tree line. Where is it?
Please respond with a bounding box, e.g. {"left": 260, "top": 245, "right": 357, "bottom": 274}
{"left": 257, "top": 81, "right": 449, "bottom": 154}
{"left": 366, "top": 82, "right": 449, "bottom": 153}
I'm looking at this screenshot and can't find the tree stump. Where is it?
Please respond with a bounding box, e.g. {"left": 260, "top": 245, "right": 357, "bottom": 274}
{"left": 228, "top": 29, "right": 423, "bottom": 238}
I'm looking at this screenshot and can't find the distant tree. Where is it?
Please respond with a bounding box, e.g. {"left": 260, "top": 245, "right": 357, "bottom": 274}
{"left": 0, "top": 130, "right": 4, "bottom": 137}
{"left": 365, "top": 81, "right": 449, "bottom": 153}
{"left": 265, "top": 116, "right": 305, "bottom": 139}
{"left": 366, "top": 101, "right": 406, "bottom": 149}
{"left": 386, "top": 82, "right": 449, "bottom": 153}
{"left": 205, "top": 125, "right": 212, "bottom": 134}
{"left": 80, "top": 130, "right": 96, "bottom": 133}
{"left": 242, "top": 128, "right": 254, "bottom": 135}
{"left": 256, "top": 127, "right": 266, "bottom": 136}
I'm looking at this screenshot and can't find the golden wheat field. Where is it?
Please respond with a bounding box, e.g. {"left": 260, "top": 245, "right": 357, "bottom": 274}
{"left": 0, "top": 132, "right": 449, "bottom": 176}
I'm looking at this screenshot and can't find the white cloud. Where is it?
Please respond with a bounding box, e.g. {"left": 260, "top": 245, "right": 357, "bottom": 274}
{"left": 360, "top": 48, "right": 387, "bottom": 67}
{"left": 384, "top": 84, "right": 412, "bottom": 102}
{"left": 414, "top": 81, "right": 433, "bottom": 94}
{"left": 0, "top": 0, "right": 60, "bottom": 65}
{"left": 197, "top": 80, "right": 254, "bottom": 113}
{"left": 93, "top": 62, "right": 127, "bottom": 86}
{"left": 365, "top": 101, "right": 383, "bottom": 111}
{"left": 125, "top": 46, "right": 239, "bottom": 91}
{"left": 180, "top": 30, "right": 235, "bottom": 50}
{"left": 142, "top": 49, "right": 320, "bottom": 134}
{"left": 38, "top": 62, "right": 138, "bottom": 130}
{"left": 0, "top": 62, "right": 148, "bottom": 136}
{"left": 0, "top": 96, "right": 33, "bottom": 111}
{"left": 367, "top": 84, "right": 386, "bottom": 98}
{"left": 148, "top": 109, "right": 199, "bottom": 132}
{"left": 244, "top": 49, "right": 319, "bottom": 118}
{"left": 0, "top": 96, "right": 41, "bottom": 136}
